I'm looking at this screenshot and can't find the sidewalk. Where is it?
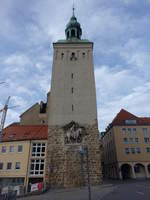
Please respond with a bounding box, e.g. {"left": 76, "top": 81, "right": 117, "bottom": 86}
{"left": 20, "top": 184, "right": 117, "bottom": 200}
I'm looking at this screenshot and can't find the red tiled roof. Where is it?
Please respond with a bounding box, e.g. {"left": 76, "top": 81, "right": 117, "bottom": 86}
{"left": 2, "top": 124, "right": 48, "bottom": 142}
{"left": 111, "top": 109, "right": 150, "bottom": 126}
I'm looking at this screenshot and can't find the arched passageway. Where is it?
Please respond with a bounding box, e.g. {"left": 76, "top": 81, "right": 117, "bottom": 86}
{"left": 121, "top": 164, "right": 132, "bottom": 180}
{"left": 147, "top": 164, "right": 150, "bottom": 174}
{"left": 134, "top": 163, "right": 146, "bottom": 178}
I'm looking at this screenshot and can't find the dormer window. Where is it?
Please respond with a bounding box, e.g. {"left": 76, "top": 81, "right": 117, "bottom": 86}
{"left": 24, "top": 133, "right": 28, "bottom": 139}
{"left": 9, "top": 133, "right": 14, "bottom": 139}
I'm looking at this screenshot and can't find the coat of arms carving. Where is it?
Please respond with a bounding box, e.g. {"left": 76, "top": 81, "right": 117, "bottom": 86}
{"left": 63, "top": 121, "right": 86, "bottom": 144}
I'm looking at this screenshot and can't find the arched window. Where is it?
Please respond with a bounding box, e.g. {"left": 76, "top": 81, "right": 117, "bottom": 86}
{"left": 67, "top": 31, "right": 69, "bottom": 38}
{"left": 71, "top": 29, "right": 75, "bottom": 37}
{"left": 70, "top": 52, "right": 77, "bottom": 61}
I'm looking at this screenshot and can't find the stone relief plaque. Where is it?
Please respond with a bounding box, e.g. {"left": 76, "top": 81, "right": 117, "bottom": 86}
{"left": 63, "top": 121, "right": 86, "bottom": 144}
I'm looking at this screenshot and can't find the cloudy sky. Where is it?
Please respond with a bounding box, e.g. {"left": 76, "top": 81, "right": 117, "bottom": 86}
{"left": 0, "top": 0, "right": 150, "bottom": 131}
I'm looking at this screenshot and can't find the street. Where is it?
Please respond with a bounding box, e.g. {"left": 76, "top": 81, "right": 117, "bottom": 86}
{"left": 20, "top": 180, "right": 150, "bottom": 200}
{"left": 102, "top": 180, "right": 150, "bottom": 200}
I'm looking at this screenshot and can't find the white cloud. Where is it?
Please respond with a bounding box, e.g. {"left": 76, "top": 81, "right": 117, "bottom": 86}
{"left": 95, "top": 66, "right": 150, "bottom": 131}
{"left": 0, "top": 0, "right": 149, "bottom": 132}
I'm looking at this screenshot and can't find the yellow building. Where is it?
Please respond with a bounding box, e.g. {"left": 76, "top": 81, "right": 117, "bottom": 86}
{"left": 0, "top": 123, "right": 48, "bottom": 192}
{"left": 102, "top": 109, "right": 150, "bottom": 180}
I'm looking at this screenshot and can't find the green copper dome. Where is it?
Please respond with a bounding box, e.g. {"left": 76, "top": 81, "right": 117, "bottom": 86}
{"left": 65, "top": 9, "right": 82, "bottom": 40}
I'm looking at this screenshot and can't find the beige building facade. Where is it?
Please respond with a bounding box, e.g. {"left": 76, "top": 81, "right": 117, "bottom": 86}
{"left": 0, "top": 124, "right": 48, "bottom": 192}
{"left": 102, "top": 109, "right": 150, "bottom": 180}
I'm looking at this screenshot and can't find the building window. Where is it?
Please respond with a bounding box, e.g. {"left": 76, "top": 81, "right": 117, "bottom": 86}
{"left": 136, "top": 147, "right": 141, "bottom": 154}
{"left": 135, "top": 138, "right": 139, "bottom": 144}
{"left": 123, "top": 138, "right": 128, "bottom": 144}
{"left": 1, "top": 146, "right": 6, "bottom": 153}
{"left": 15, "top": 162, "right": 21, "bottom": 170}
{"left": 0, "top": 163, "right": 3, "bottom": 170}
{"left": 131, "top": 148, "right": 135, "bottom": 154}
{"left": 32, "top": 143, "right": 46, "bottom": 157}
{"left": 144, "top": 137, "right": 150, "bottom": 143}
{"left": 30, "top": 159, "right": 44, "bottom": 175}
{"left": 128, "top": 128, "right": 131, "bottom": 134}
{"left": 125, "top": 148, "right": 130, "bottom": 154}
{"left": 18, "top": 145, "right": 23, "bottom": 153}
{"left": 7, "top": 162, "right": 12, "bottom": 170}
{"left": 129, "top": 138, "right": 134, "bottom": 144}
{"left": 122, "top": 128, "right": 126, "bottom": 134}
{"left": 9, "top": 146, "right": 14, "bottom": 153}
{"left": 146, "top": 147, "right": 150, "bottom": 153}
{"left": 133, "top": 128, "right": 137, "bottom": 134}
{"left": 142, "top": 128, "right": 148, "bottom": 134}
{"left": 125, "top": 120, "right": 136, "bottom": 125}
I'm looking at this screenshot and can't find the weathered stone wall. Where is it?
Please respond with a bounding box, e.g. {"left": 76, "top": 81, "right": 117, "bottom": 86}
{"left": 45, "top": 122, "right": 102, "bottom": 188}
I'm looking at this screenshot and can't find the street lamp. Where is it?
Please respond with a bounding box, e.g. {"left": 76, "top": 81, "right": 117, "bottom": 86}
{"left": 78, "top": 146, "right": 92, "bottom": 200}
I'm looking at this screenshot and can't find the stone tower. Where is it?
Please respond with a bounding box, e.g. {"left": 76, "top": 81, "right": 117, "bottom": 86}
{"left": 45, "top": 9, "right": 102, "bottom": 188}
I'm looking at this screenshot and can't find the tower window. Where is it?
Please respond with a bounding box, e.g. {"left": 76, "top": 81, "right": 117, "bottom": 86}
{"left": 82, "top": 52, "right": 85, "bottom": 58}
{"left": 72, "top": 104, "right": 74, "bottom": 111}
{"left": 70, "top": 52, "right": 77, "bottom": 61}
{"left": 61, "top": 53, "right": 64, "bottom": 59}
{"left": 71, "top": 29, "right": 75, "bottom": 37}
{"left": 71, "top": 87, "right": 74, "bottom": 93}
{"left": 67, "top": 31, "right": 69, "bottom": 38}
{"left": 71, "top": 73, "right": 73, "bottom": 79}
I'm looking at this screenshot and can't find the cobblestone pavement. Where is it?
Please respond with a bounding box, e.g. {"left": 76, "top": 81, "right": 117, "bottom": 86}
{"left": 20, "top": 184, "right": 116, "bottom": 200}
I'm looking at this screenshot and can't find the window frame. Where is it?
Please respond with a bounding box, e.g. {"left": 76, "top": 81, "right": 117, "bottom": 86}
{"left": 30, "top": 159, "right": 44, "bottom": 176}
{"left": 18, "top": 145, "right": 23, "bottom": 153}
{"left": 15, "top": 162, "right": 21, "bottom": 170}
{"left": 0, "top": 163, "right": 3, "bottom": 170}
{"left": 9, "top": 145, "right": 14, "bottom": 153}
{"left": 7, "top": 162, "right": 12, "bottom": 170}
{"left": 1, "top": 146, "right": 6, "bottom": 154}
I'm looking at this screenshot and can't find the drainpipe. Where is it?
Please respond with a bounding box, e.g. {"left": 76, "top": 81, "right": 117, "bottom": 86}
{"left": 25, "top": 140, "right": 31, "bottom": 193}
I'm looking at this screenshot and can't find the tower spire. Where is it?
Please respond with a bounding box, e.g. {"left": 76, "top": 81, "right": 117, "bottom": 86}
{"left": 72, "top": 1, "right": 75, "bottom": 16}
